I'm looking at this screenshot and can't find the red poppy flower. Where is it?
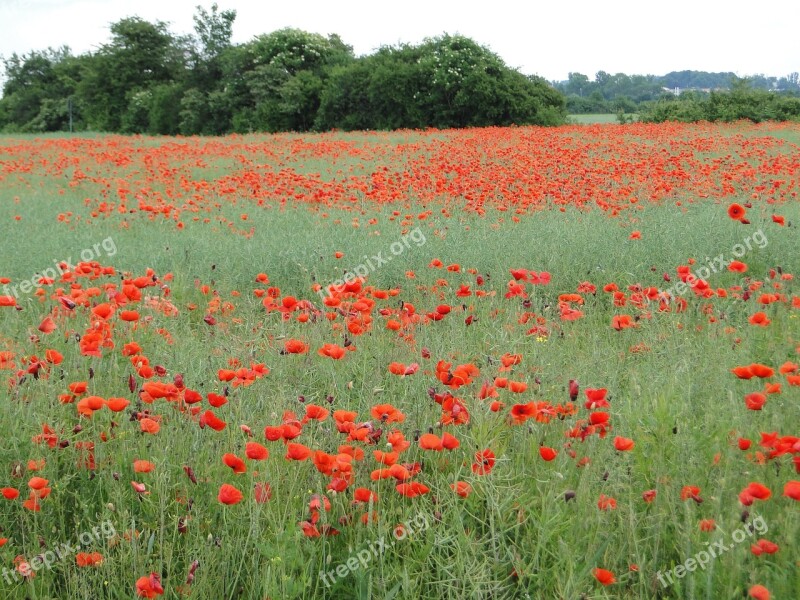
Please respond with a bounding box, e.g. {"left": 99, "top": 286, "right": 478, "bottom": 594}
{"left": 698, "top": 519, "right": 716, "bottom": 532}
{"left": 783, "top": 480, "right": 800, "bottom": 500}
{"left": 613, "top": 436, "right": 635, "bottom": 451}
{"left": 223, "top": 453, "right": 247, "bottom": 473}
{"left": 245, "top": 442, "right": 269, "bottom": 460}
{"left": 451, "top": 481, "right": 472, "bottom": 498}
{"left": 285, "top": 443, "right": 312, "bottom": 461}
{"left": 135, "top": 573, "right": 164, "bottom": 598}
{"left": 744, "top": 393, "right": 767, "bottom": 411}
{"left": 539, "top": 446, "right": 558, "bottom": 461}
{"left": 747, "top": 482, "right": 772, "bottom": 499}
{"left": 728, "top": 203, "right": 746, "bottom": 221}
{"left": 2, "top": 487, "right": 20, "bottom": 500}
{"left": 254, "top": 482, "right": 272, "bottom": 503}
{"left": 472, "top": 448, "right": 496, "bottom": 475}
{"left": 750, "top": 539, "right": 779, "bottom": 555}
{"left": 748, "top": 584, "right": 770, "bottom": 600}
{"left": 318, "top": 343, "right": 346, "bottom": 360}
{"left": 593, "top": 568, "right": 615, "bottom": 585}
{"left": 597, "top": 494, "right": 617, "bottom": 510}
{"left": 201, "top": 410, "right": 226, "bottom": 431}
{"left": 749, "top": 364, "right": 774, "bottom": 378}
{"left": 748, "top": 312, "right": 771, "bottom": 327}
{"left": 284, "top": 339, "right": 309, "bottom": 354}
{"left": 370, "top": 403, "right": 405, "bottom": 423}
{"left": 419, "top": 433, "right": 444, "bottom": 451}
{"left": 353, "top": 488, "right": 379, "bottom": 503}
{"left": 642, "top": 489, "right": 657, "bottom": 503}
{"left": 396, "top": 482, "right": 430, "bottom": 498}
{"left": 728, "top": 260, "right": 747, "bottom": 273}
{"left": 218, "top": 483, "right": 243, "bottom": 505}
{"left": 680, "top": 485, "right": 702, "bottom": 503}
{"left": 133, "top": 460, "right": 155, "bottom": 473}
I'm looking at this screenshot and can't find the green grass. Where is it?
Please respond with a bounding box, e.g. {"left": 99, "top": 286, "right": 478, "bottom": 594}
{"left": 568, "top": 113, "right": 638, "bottom": 124}
{"left": 0, "top": 125, "right": 798, "bottom": 599}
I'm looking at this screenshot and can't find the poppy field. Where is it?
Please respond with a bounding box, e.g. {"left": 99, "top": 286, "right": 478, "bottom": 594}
{"left": 0, "top": 121, "right": 799, "bottom": 599}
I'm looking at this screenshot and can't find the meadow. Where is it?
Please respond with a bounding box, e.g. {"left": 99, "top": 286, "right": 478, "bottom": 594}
{"left": 567, "top": 114, "right": 629, "bottom": 124}
{"left": 0, "top": 121, "right": 798, "bottom": 599}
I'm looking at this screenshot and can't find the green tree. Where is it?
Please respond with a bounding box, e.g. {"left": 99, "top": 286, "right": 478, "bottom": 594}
{"left": 77, "top": 17, "right": 186, "bottom": 131}
{"left": 317, "top": 34, "right": 565, "bottom": 131}
{"left": 3, "top": 6, "right": 576, "bottom": 134}
{"left": 563, "top": 72, "right": 593, "bottom": 97}
{"left": 193, "top": 2, "right": 236, "bottom": 63}
{"left": 178, "top": 3, "right": 237, "bottom": 135}
{"left": 232, "top": 28, "right": 354, "bottom": 132}
{"left": 0, "top": 47, "right": 82, "bottom": 132}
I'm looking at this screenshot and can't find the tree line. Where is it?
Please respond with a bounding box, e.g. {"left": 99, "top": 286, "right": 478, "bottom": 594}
{"left": 638, "top": 80, "right": 800, "bottom": 124}
{"left": 555, "top": 70, "right": 800, "bottom": 118}
{"left": 2, "top": 4, "right": 798, "bottom": 133}
{"left": 0, "top": 4, "right": 566, "bottom": 134}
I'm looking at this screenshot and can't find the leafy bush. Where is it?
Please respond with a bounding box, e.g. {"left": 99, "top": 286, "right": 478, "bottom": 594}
{"left": 317, "top": 35, "right": 566, "bottom": 131}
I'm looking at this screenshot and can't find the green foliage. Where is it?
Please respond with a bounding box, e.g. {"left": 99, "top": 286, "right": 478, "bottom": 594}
{"left": 5, "top": 9, "right": 800, "bottom": 135}
{"left": 0, "top": 47, "right": 82, "bottom": 132}
{"left": 566, "top": 92, "right": 609, "bottom": 114}
{"left": 2, "top": 9, "right": 565, "bottom": 133}
{"left": 660, "top": 69, "right": 736, "bottom": 89}
{"left": 558, "top": 70, "right": 800, "bottom": 116}
{"left": 179, "top": 88, "right": 208, "bottom": 135}
{"left": 77, "top": 17, "right": 187, "bottom": 132}
{"left": 236, "top": 28, "right": 354, "bottom": 132}
{"left": 615, "top": 110, "right": 635, "bottom": 124}
{"left": 313, "top": 62, "right": 380, "bottom": 131}
{"left": 317, "top": 35, "right": 565, "bottom": 131}
{"left": 192, "top": 2, "right": 236, "bottom": 62}
{"left": 559, "top": 71, "right": 666, "bottom": 114}
{"left": 148, "top": 83, "right": 184, "bottom": 135}
{"left": 639, "top": 80, "right": 800, "bottom": 124}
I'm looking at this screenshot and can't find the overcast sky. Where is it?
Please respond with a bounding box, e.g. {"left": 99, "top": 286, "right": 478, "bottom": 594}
{"left": 0, "top": 0, "right": 797, "bottom": 81}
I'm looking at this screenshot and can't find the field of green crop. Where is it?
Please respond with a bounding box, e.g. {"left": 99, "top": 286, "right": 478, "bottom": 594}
{"left": 0, "top": 122, "right": 798, "bottom": 599}
{"left": 567, "top": 113, "right": 631, "bottom": 124}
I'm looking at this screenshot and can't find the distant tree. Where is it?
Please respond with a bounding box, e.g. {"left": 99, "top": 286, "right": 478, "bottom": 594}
{"left": 563, "top": 72, "right": 593, "bottom": 97}
{"left": 595, "top": 70, "right": 611, "bottom": 88}
{"left": 627, "top": 74, "right": 663, "bottom": 102}
{"left": 776, "top": 72, "right": 799, "bottom": 92}
{"left": 660, "top": 70, "right": 736, "bottom": 90}
{"left": 612, "top": 95, "right": 637, "bottom": 114}
{"left": 640, "top": 79, "right": 800, "bottom": 124}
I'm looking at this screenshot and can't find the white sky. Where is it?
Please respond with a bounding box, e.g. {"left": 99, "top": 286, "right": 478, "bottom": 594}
{"left": 0, "top": 0, "right": 797, "bottom": 82}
